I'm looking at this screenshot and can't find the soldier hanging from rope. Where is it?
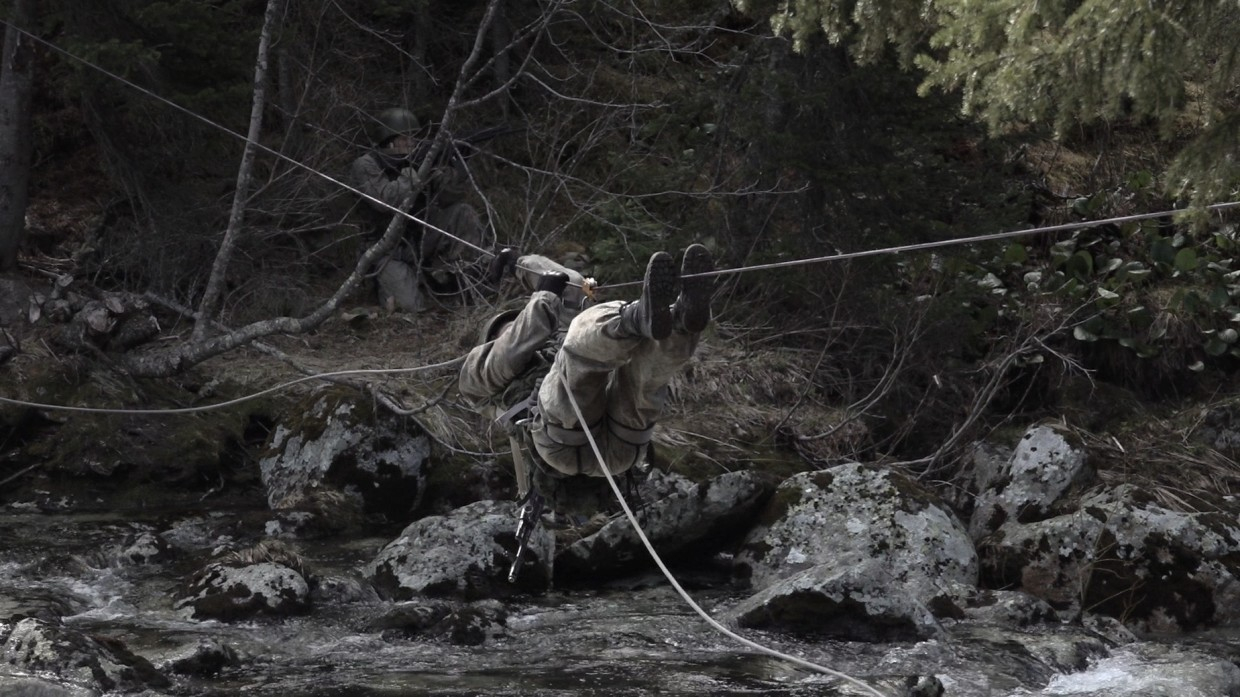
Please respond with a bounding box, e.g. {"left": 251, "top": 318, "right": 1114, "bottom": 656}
{"left": 458, "top": 244, "right": 715, "bottom": 579}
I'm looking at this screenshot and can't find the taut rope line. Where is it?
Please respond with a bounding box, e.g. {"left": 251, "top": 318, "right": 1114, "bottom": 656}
{"left": 9, "top": 21, "right": 1240, "bottom": 296}
{"left": 1, "top": 21, "right": 489, "bottom": 257}
{"left": 559, "top": 387, "right": 894, "bottom": 697}
{"left": 600, "top": 201, "right": 1240, "bottom": 290}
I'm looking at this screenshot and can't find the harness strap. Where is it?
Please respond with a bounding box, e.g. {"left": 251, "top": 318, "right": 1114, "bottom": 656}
{"left": 607, "top": 419, "right": 655, "bottom": 446}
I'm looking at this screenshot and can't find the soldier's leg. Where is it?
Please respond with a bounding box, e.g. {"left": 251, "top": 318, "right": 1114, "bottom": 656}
{"left": 423, "top": 203, "right": 487, "bottom": 297}
{"left": 376, "top": 256, "right": 423, "bottom": 312}
{"left": 532, "top": 252, "right": 680, "bottom": 476}
{"left": 603, "top": 244, "right": 715, "bottom": 456}
{"left": 458, "top": 290, "right": 560, "bottom": 404}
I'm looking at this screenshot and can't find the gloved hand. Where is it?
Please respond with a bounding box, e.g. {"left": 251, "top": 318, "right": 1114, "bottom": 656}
{"left": 487, "top": 247, "right": 519, "bottom": 284}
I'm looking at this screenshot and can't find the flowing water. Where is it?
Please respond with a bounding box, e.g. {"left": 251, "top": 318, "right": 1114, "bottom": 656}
{"left": 3, "top": 504, "right": 1239, "bottom": 696}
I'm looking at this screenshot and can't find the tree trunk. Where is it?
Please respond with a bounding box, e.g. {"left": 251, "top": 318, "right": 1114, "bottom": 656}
{"left": 192, "top": 0, "right": 283, "bottom": 343}
{"left": 0, "top": 0, "right": 35, "bottom": 272}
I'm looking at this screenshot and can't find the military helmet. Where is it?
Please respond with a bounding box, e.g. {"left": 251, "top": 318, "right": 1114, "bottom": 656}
{"left": 479, "top": 308, "right": 521, "bottom": 344}
{"left": 369, "top": 108, "right": 420, "bottom": 146}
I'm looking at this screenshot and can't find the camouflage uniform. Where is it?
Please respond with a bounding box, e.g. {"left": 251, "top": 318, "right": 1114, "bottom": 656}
{"left": 459, "top": 253, "right": 704, "bottom": 479}
{"left": 350, "top": 121, "right": 485, "bottom": 311}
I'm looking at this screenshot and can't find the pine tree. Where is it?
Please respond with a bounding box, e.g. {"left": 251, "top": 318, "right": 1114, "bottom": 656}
{"left": 735, "top": 0, "right": 1240, "bottom": 203}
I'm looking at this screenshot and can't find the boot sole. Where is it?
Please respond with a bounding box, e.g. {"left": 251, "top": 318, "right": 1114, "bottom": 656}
{"left": 644, "top": 252, "right": 678, "bottom": 340}
{"left": 676, "top": 244, "right": 713, "bottom": 333}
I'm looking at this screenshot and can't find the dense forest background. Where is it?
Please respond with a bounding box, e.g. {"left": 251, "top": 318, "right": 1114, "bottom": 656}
{"left": 3, "top": 0, "right": 1240, "bottom": 500}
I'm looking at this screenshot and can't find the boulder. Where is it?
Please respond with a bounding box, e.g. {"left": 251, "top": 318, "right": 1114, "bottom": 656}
{"left": 368, "top": 499, "right": 552, "bottom": 599}
{"left": 969, "top": 422, "right": 1091, "bottom": 539}
{"left": 981, "top": 485, "right": 1240, "bottom": 631}
{"left": 555, "top": 470, "right": 775, "bottom": 582}
{"left": 728, "top": 463, "right": 977, "bottom": 640}
{"left": 729, "top": 553, "right": 944, "bottom": 641}
{"left": 175, "top": 542, "right": 312, "bottom": 621}
{"left": 367, "top": 598, "right": 508, "bottom": 646}
{"left": 0, "top": 616, "right": 168, "bottom": 693}
{"left": 734, "top": 463, "right": 978, "bottom": 591}
{"left": 259, "top": 391, "right": 431, "bottom": 521}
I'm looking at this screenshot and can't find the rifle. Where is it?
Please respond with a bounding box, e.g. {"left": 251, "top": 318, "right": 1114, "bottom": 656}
{"left": 507, "top": 489, "right": 545, "bottom": 583}
{"left": 408, "top": 123, "right": 526, "bottom": 172}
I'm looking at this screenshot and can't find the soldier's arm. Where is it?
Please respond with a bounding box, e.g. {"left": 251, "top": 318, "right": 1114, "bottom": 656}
{"left": 351, "top": 153, "right": 423, "bottom": 211}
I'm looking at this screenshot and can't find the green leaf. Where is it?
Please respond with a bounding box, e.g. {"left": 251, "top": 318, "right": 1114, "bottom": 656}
{"left": 1127, "top": 170, "right": 1154, "bottom": 190}
{"left": 1205, "top": 338, "right": 1229, "bottom": 356}
{"left": 1003, "top": 243, "right": 1028, "bottom": 265}
{"left": 1151, "top": 238, "right": 1177, "bottom": 266}
{"left": 1174, "top": 248, "right": 1199, "bottom": 273}
{"left": 1067, "top": 250, "right": 1094, "bottom": 279}
{"left": 1073, "top": 325, "right": 1099, "bottom": 342}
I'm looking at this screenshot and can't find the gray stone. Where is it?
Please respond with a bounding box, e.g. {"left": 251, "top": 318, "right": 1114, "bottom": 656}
{"left": 981, "top": 485, "right": 1240, "bottom": 631}
{"left": 175, "top": 561, "right": 310, "bottom": 621}
{"left": 260, "top": 392, "right": 431, "bottom": 521}
{"left": 0, "top": 617, "right": 168, "bottom": 693}
{"left": 556, "top": 470, "right": 775, "bottom": 580}
{"left": 368, "top": 499, "right": 552, "bottom": 599}
{"left": 735, "top": 463, "right": 978, "bottom": 592}
{"left": 970, "top": 423, "right": 1090, "bottom": 539}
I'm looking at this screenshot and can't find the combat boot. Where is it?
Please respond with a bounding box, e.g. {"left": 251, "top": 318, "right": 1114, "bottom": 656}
{"left": 672, "top": 243, "right": 714, "bottom": 333}
{"left": 618, "top": 251, "right": 678, "bottom": 340}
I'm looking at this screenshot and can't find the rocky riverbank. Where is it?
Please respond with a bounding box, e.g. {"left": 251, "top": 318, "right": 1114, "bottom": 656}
{"left": 6, "top": 368, "right": 1240, "bottom": 695}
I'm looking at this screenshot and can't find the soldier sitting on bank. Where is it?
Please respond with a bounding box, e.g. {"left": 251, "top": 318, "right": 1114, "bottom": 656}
{"left": 350, "top": 107, "right": 487, "bottom": 312}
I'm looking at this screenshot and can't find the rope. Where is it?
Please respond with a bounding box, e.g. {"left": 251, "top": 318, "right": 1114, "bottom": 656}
{"left": 0, "top": 358, "right": 463, "bottom": 416}
{"left": 0, "top": 21, "right": 494, "bottom": 258}
{"left": 558, "top": 388, "right": 893, "bottom": 697}
{"left": 10, "top": 21, "right": 1240, "bottom": 297}
{"left": 599, "top": 201, "right": 1240, "bottom": 290}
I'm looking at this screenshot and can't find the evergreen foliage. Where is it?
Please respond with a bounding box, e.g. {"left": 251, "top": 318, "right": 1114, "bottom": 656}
{"left": 735, "top": 0, "right": 1240, "bottom": 204}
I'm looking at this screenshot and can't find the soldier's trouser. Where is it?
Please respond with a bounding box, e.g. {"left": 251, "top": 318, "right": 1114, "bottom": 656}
{"left": 458, "top": 290, "right": 560, "bottom": 404}
{"left": 533, "top": 301, "right": 699, "bottom": 477}
{"left": 421, "top": 203, "right": 486, "bottom": 295}
{"left": 375, "top": 253, "right": 423, "bottom": 312}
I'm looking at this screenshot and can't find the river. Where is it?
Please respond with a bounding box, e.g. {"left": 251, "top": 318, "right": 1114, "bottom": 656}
{"left": 3, "top": 503, "right": 1239, "bottom": 696}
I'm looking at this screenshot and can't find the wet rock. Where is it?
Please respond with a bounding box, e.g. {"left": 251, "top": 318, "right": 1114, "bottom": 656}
{"left": 734, "top": 464, "right": 978, "bottom": 591}
{"left": 729, "top": 554, "right": 944, "bottom": 641}
{"left": 117, "top": 530, "right": 174, "bottom": 565}
{"left": 367, "top": 499, "right": 552, "bottom": 600}
{"left": 175, "top": 543, "right": 312, "bottom": 621}
{"left": 969, "top": 422, "right": 1091, "bottom": 540}
{"left": 555, "top": 470, "right": 776, "bottom": 582}
{"left": 945, "top": 584, "right": 1059, "bottom": 627}
{"left": 0, "top": 674, "right": 94, "bottom": 696}
{"left": 0, "top": 616, "right": 169, "bottom": 693}
{"left": 368, "top": 598, "right": 508, "bottom": 646}
{"left": 981, "top": 484, "right": 1240, "bottom": 631}
{"left": 259, "top": 391, "right": 431, "bottom": 521}
{"left": 159, "top": 639, "right": 239, "bottom": 677}
{"left": 727, "top": 464, "right": 977, "bottom": 641}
